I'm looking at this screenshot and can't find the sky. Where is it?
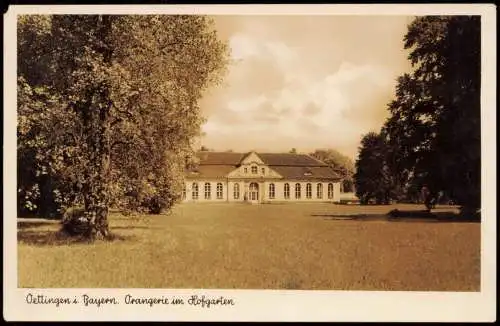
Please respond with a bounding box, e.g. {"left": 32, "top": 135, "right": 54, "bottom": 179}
{"left": 198, "top": 15, "right": 415, "bottom": 160}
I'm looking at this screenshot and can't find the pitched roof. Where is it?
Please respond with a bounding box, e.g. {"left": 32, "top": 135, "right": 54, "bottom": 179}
{"left": 271, "top": 166, "right": 341, "bottom": 181}
{"left": 185, "top": 165, "right": 235, "bottom": 179}
{"left": 195, "top": 152, "right": 245, "bottom": 165}
{"left": 187, "top": 151, "right": 341, "bottom": 180}
{"left": 195, "top": 151, "right": 327, "bottom": 167}
{"left": 257, "top": 153, "right": 327, "bottom": 167}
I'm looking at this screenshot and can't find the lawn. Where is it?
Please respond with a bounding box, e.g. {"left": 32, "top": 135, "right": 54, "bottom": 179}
{"left": 17, "top": 203, "right": 480, "bottom": 291}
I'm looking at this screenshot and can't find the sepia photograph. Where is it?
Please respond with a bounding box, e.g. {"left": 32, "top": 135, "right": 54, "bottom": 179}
{"left": 4, "top": 3, "right": 496, "bottom": 322}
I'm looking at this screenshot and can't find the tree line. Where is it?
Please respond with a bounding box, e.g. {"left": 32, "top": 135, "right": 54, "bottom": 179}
{"left": 354, "top": 16, "right": 481, "bottom": 213}
{"left": 17, "top": 15, "right": 229, "bottom": 239}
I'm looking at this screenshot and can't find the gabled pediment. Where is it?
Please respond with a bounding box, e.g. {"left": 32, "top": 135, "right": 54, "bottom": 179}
{"left": 239, "top": 151, "right": 265, "bottom": 166}
{"left": 227, "top": 164, "right": 283, "bottom": 179}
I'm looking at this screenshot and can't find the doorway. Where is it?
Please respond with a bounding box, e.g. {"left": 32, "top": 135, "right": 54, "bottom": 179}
{"left": 249, "top": 182, "right": 259, "bottom": 202}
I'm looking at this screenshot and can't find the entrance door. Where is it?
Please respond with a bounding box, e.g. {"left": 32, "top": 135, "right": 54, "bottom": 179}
{"left": 249, "top": 182, "right": 259, "bottom": 202}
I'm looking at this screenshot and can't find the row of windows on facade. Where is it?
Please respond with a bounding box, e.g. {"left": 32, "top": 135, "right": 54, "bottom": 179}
{"left": 187, "top": 182, "right": 336, "bottom": 200}
{"left": 243, "top": 166, "right": 264, "bottom": 175}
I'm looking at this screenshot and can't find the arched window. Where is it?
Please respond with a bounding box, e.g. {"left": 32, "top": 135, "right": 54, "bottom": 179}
{"left": 306, "top": 183, "right": 312, "bottom": 199}
{"left": 284, "top": 183, "right": 290, "bottom": 199}
{"left": 328, "top": 183, "right": 334, "bottom": 199}
{"left": 269, "top": 183, "right": 275, "bottom": 199}
{"left": 192, "top": 183, "right": 199, "bottom": 200}
{"left": 216, "top": 183, "right": 223, "bottom": 199}
{"left": 295, "top": 183, "right": 301, "bottom": 199}
{"left": 317, "top": 183, "right": 323, "bottom": 199}
{"left": 204, "top": 182, "right": 211, "bottom": 200}
{"left": 233, "top": 183, "right": 240, "bottom": 199}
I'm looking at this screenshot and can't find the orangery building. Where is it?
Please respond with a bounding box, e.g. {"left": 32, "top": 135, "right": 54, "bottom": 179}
{"left": 182, "top": 151, "right": 342, "bottom": 204}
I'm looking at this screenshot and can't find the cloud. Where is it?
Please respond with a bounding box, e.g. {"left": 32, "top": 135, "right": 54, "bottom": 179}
{"left": 229, "top": 33, "right": 261, "bottom": 60}
{"left": 200, "top": 15, "right": 413, "bottom": 159}
{"left": 302, "top": 103, "right": 321, "bottom": 117}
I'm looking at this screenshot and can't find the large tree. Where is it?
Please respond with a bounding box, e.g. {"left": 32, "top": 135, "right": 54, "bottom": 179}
{"left": 381, "top": 16, "right": 481, "bottom": 211}
{"left": 354, "top": 132, "right": 395, "bottom": 204}
{"left": 17, "top": 15, "right": 228, "bottom": 239}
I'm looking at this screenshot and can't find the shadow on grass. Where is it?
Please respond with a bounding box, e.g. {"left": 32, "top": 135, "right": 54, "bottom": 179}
{"left": 111, "top": 225, "right": 156, "bottom": 230}
{"left": 18, "top": 229, "right": 135, "bottom": 246}
{"left": 17, "top": 221, "right": 58, "bottom": 230}
{"left": 313, "top": 210, "right": 480, "bottom": 223}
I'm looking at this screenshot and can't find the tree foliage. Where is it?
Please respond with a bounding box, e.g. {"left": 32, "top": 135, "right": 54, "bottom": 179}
{"left": 17, "top": 15, "right": 229, "bottom": 238}
{"left": 381, "top": 16, "right": 481, "bottom": 211}
{"left": 200, "top": 146, "right": 212, "bottom": 152}
{"left": 354, "top": 132, "right": 396, "bottom": 204}
{"left": 310, "top": 149, "right": 355, "bottom": 192}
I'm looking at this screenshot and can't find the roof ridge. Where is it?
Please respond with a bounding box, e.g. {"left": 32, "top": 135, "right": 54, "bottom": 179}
{"left": 238, "top": 151, "right": 255, "bottom": 163}
{"left": 197, "top": 151, "right": 318, "bottom": 155}
{"left": 303, "top": 153, "right": 329, "bottom": 166}
{"left": 197, "top": 150, "right": 246, "bottom": 154}
{"left": 196, "top": 151, "right": 335, "bottom": 168}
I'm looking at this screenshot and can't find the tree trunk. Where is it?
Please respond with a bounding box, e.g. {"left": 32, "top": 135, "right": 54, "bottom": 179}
{"left": 82, "top": 98, "right": 111, "bottom": 240}
{"left": 38, "top": 174, "right": 54, "bottom": 218}
{"left": 82, "top": 15, "right": 113, "bottom": 241}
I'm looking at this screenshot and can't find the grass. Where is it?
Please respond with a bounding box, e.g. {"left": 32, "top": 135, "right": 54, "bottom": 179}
{"left": 17, "top": 203, "right": 480, "bottom": 291}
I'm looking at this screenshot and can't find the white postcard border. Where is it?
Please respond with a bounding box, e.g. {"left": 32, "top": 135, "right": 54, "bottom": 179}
{"left": 3, "top": 4, "right": 497, "bottom": 322}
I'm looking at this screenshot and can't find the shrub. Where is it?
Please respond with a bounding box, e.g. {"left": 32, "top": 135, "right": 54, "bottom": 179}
{"left": 61, "top": 206, "right": 90, "bottom": 236}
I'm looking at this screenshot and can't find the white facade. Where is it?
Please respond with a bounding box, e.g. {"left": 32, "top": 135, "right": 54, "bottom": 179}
{"left": 182, "top": 179, "right": 341, "bottom": 204}
{"left": 182, "top": 151, "right": 342, "bottom": 204}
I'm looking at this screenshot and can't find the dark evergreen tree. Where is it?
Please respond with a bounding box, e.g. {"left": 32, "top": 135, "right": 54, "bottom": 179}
{"left": 354, "top": 132, "right": 394, "bottom": 205}
{"left": 381, "top": 16, "right": 481, "bottom": 212}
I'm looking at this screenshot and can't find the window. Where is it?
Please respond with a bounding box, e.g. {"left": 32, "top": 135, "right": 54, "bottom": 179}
{"left": 317, "top": 183, "right": 323, "bottom": 199}
{"left": 233, "top": 183, "right": 240, "bottom": 199}
{"left": 251, "top": 166, "right": 258, "bottom": 174}
{"left": 284, "top": 183, "right": 290, "bottom": 199}
{"left": 216, "top": 183, "right": 223, "bottom": 199}
{"left": 261, "top": 168, "right": 265, "bottom": 175}
{"left": 269, "top": 183, "right": 275, "bottom": 199}
{"left": 244, "top": 167, "right": 248, "bottom": 174}
{"left": 306, "top": 183, "right": 312, "bottom": 199}
{"left": 295, "top": 183, "right": 301, "bottom": 199}
{"left": 328, "top": 183, "right": 334, "bottom": 199}
{"left": 192, "top": 183, "right": 199, "bottom": 200}
{"left": 204, "top": 182, "right": 211, "bottom": 200}
{"left": 182, "top": 186, "right": 186, "bottom": 200}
